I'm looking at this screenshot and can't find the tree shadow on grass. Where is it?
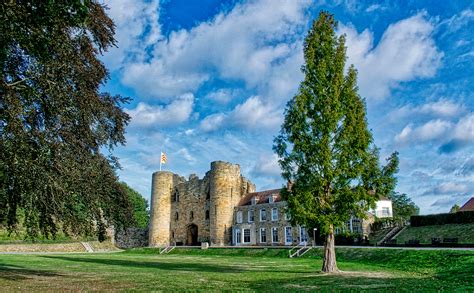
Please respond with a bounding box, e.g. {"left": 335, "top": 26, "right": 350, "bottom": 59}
{"left": 0, "top": 263, "right": 63, "bottom": 281}
{"left": 41, "top": 255, "right": 245, "bottom": 273}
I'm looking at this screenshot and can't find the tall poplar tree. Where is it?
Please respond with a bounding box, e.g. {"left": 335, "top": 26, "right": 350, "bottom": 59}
{"left": 274, "top": 11, "right": 398, "bottom": 272}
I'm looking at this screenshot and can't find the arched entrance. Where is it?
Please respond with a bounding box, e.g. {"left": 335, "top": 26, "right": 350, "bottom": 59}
{"left": 186, "top": 224, "right": 198, "bottom": 246}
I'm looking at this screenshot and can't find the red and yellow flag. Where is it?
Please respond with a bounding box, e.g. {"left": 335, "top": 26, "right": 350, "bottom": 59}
{"left": 160, "top": 152, "right": 167, "bottom": 164}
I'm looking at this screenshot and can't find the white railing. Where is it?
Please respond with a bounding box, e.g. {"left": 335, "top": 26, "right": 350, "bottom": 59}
{"left": 289, "top": 243, "right": 312, "bottom": 258}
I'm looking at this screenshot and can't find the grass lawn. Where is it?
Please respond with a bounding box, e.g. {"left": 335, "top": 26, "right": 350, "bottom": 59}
{"left": 395, "top": 223, "right": 474, "bottom": 244}
{"left": 1, "top": 248, "right": 473, "bottom": 291}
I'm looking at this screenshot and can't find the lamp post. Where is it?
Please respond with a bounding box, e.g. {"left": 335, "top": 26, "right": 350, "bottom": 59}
{"left": 313, "top": 228, "right": 318, "bottom": 247}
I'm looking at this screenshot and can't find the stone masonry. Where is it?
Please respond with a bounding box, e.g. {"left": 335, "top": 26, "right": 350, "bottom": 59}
{"left": 149, "top": 161, "right": 255, "bottom": 247}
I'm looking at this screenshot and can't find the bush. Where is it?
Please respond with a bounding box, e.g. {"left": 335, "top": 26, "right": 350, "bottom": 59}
{"left": 410, "top": 211, "right": 474, "bottom": 227}
{"left": 335, "top": 233, "right": 363, "bottom": 245}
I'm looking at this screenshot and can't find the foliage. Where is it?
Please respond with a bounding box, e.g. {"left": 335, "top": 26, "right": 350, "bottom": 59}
{"left": 0, "top": 1, "right": 134, "bottom": 239}
{"left": 120, "top": 182, "right": 149, "bottom": 229}
{"left": 388, "top": 192, "right": 419, "bottom": 220}
{"left": 273, "top": 11, "right": 399, "bottom": 271}
{"left": 410, "top": 211, "right": 474, "bottom": 227}
{"left": 450, "top": 204, "right": 460, "bottom": 213}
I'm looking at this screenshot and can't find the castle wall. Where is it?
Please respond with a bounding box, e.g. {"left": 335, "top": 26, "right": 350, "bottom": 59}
{"left": 170, "top": 174, "right": 211, "bottom": 245}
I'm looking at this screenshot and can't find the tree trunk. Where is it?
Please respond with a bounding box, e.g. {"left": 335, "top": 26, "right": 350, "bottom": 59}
{"left": 322, "top": 224, "right": 339, "bottom": 273}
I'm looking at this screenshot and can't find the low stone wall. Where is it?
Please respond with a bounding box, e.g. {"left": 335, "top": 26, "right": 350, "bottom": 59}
{"left": 0, "top": 242, "right": 86, "bottom": 252}
{"left": 115, "top": 228, "right": 148, "bottom": 248}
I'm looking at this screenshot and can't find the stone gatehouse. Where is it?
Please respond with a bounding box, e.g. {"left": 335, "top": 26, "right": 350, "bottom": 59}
{"left": 149, "top": 161, "right": 392, "bottom": 247}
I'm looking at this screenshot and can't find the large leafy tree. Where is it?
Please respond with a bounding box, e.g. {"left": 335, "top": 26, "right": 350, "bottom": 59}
{"left": 0, "top": 1, "right": 134, "bottom": 239}
{"left": 121, "top": 182, "right": 149, "bottom": 229}
{"left": 274, "top": 11, "right": 398, "bottom": 272}
{"left": 389, "top": 192, "right": 419, "bottom": 220}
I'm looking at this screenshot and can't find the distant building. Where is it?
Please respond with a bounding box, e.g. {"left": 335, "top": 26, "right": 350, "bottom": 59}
{"left": 459, "top": 197, "right": 474, "bottom": 212}
{"left": 149, "top": 161, "right": 393, "bottom": 247}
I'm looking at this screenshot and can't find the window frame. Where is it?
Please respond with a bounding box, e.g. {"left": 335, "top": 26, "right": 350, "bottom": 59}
{"left": 271, "top": 207, "right": 278, "bottom": 221}
{"left": 248, "top": 210, "right": 254, "bottom": 223}
{"left": 260, "top": 228, "right": 266, "bottom": 243}
{"left": 243, "top": 228, "right": 251, "bottom": 244}
{"left": 272, "top": 227, "right": 279, "bottom": 243}
{"left": 236, "top": 211, "right": 243, "bottom": 224}
{"left": 260, "top": 209, "right": 266, "bottom": 222}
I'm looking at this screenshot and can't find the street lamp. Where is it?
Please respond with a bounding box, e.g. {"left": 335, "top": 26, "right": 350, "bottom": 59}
{"left": 313, "top": 228, "right": 318, "bottom": 247}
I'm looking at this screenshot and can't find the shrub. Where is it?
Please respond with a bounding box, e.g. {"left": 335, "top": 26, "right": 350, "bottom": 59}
{"left": 410, "top": 211, "right": 474, "bottom": 227}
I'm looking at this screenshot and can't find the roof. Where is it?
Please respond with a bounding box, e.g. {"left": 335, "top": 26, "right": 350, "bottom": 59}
{"left": 238, "top": 189, "right": 281, "bottom": 206}
{"left": 459, "top": 197, "right": 474, "bottom": 212}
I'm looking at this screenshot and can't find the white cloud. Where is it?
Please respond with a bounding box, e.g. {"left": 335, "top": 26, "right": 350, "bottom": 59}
{"left": 452, "top": 113, "right": 474, "bottom": 141}
{"left": 419, "top": 100, "right": 464, "bottom": 117}
{"left": 126, "top": 93, "right": 194, "bottom": 127}
{"left": 199, "top": 113, "right": 227, "bottom": 132}
{"left": 340, "top": 13, "right": 443, "bottom": 100}
{"left": 252, "top": 153, "right": 281, "bottom": 178}
{"left": 231, "top": 96, "right": 283, "bottom": 130}
{"left": 431, "top": 182, "right": 470, "bottom": 195}
{"left": 102, "top": 0, "right": 161, "bottom": 70}
{"left": 442, "top": 8, "right": 474, "bottom": 32}
{"left": 199, "top": 96, "right": 283, "bottom": 132}
{"left": 365, "top": 4, "right": 385, "bottom": 13}
{"left": 205, "top": 89, "right": 237, "bottom": 104}
{"left": 176, "top": 148, "right": 197, "bottom": 163}
{"left": 395, "top": 119, "right": 452, "bottom": 144}
{"left": 394, "top": 113, "right": 474, "bottom": 152}
{"left": 390, "top": 99, "right": 465, "bottom": 120}
{"left": 117, "top": 0, "right": 310, "bottom": 100}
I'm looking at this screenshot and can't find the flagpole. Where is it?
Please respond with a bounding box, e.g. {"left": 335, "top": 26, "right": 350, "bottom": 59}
{"left": 159, "top": 148, "right": 162, "bottom": 171}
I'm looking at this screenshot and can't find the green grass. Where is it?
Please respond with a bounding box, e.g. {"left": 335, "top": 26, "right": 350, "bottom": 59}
{"left": 1, "top": 248, "right": 473, "bottom": 291}
{"left": 395, "top": 223, "right": 474, "bottom": 244}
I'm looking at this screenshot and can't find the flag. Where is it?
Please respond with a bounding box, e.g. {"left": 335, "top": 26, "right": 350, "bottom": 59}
{"left": 160, "top": 152, "right": 167, "bottom": 164}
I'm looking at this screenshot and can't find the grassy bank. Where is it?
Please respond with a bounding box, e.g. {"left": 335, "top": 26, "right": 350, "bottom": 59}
{"left": 1, "top": 248, "right": 473, "bottom": 291}
{"left": 395, "top": 223, "right": 474, "bottom": 244}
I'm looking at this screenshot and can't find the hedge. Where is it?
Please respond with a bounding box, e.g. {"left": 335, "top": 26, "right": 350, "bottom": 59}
{"left": 410, "top": 211, "right": 474, "bottom": 227}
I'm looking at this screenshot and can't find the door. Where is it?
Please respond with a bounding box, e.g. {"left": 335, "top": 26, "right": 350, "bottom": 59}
{"left": 186, "top": 224, "right": 198, "bottom": 246}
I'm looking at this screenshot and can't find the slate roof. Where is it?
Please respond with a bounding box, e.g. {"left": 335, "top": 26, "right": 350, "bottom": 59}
{"left": 238, "top": 189, "right": 281, "bottom": 206}
{"left": 459, "top": 197, "right": 474, "bottom": 212}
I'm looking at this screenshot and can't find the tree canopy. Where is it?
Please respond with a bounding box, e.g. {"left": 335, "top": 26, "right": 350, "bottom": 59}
{"left": 449, "top": 204, "right": 460, "bottom": 214}
{"left": 389, "top": 192, "right": 419, "bottom": 220}
{"left": 0, "top": 1, "right": 134, "bottom": 239}
{"left": 121, "top": 182, "right": 149, "bottom": 229}
{"left": 273, "top": 11, "right": 398, "bottom": 272}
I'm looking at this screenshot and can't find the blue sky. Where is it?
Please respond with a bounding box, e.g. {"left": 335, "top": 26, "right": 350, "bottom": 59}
{"left": 101, "top": 0, "right": 474, "bottom": 215}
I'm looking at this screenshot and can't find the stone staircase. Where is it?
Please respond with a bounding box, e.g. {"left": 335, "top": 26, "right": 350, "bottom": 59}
{"left": 377, "top": 226, "right": 405, "bottom": 246}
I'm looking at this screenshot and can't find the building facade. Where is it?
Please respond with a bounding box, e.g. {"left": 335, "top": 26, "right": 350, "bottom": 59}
{"left": 149, "top": 161, "right": 392, "bottom": 247}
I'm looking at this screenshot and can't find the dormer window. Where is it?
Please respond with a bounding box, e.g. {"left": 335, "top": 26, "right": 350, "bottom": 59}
{"left": 251, "top": 197, "right": 257, "bottom": 205}
{"left": 269, "top": 195, "right": 274, "bottom": 204}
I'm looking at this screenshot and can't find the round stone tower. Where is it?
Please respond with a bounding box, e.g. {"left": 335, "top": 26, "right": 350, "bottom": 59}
{"left": 209, "top": 161, "right": 242, "bottom": 246}
{"left": 149, "top": 171, "right": 174, "bottom": 247}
